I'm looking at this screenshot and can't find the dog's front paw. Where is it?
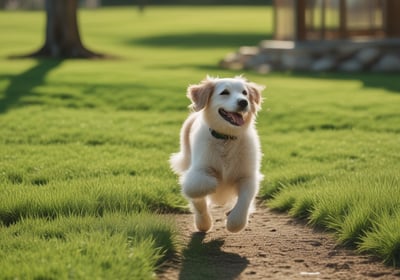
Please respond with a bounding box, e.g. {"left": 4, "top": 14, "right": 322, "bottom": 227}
{"left": 194, "top": 212, "right": 212, "bottom": 232}
{"left": 181, "top": 171, "right": 217, "bottom": 199}
{"left": 183, "top": 184, "right": 216, "bottom": 199}
{"left": 226, "top": 210, "right": 248, "bottom": 233}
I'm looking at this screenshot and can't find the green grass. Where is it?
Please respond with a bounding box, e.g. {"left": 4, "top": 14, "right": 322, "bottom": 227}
{"left": 260, "top": 75, "right": 400, "bottom": 265}
{"left": 0, "top": 213, "right": 176, "bottom": 279}
{"left": 0, "top": 5, "right": 399, "bottom": 277}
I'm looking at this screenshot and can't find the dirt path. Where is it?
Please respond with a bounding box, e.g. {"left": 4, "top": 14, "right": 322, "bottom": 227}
{"left": 158, "top": 203, "right": 400, "bottom": 280}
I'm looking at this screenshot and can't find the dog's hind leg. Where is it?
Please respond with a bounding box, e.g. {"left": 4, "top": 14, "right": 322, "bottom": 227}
{"left": 191, "top": 198, "right": 212, "bottom": 232}
{"left": 226, "top": 178, "right": 257, "bottom": 233}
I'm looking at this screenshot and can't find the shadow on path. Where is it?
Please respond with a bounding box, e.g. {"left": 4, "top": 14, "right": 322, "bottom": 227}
{"left": 179, "top": 232, "right": 249, "bottom": 280}
{"left": 0, "top": 59, "right": 62, "bottom": 113}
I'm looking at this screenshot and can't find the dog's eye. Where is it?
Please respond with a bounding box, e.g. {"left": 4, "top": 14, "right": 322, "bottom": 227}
{"left": 242, "top": 90, "right": 248, "bottom": 96}
{"left": 220, "top": 90, "right": 230, "bottom": 95}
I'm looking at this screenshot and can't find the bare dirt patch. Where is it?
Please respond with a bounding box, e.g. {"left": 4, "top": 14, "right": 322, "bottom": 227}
{"left": 158, "top": 204, "right": 400, "bottom": 279}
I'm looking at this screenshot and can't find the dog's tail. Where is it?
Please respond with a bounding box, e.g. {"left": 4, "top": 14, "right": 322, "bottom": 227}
{"left": 169, "top": 113, "right": 197, "bottom": 175}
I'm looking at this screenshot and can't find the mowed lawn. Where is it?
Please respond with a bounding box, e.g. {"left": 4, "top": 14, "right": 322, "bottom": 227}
{"left": 0, "top": 5, "right": 399, "bottom": 278}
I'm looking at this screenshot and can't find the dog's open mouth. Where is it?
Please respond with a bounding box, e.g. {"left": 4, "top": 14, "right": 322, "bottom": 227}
{"left": 218, "top": 108, "right": 245, "bottom": 126}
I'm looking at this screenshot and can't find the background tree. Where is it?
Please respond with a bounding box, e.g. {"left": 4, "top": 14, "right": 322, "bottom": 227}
{"left": 29, "top": 0, "right": 103, "bottom": 58}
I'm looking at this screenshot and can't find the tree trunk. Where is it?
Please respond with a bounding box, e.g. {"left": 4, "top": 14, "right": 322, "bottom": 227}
{"left": 29, "top": 0, "right": 103, "bottom": 58}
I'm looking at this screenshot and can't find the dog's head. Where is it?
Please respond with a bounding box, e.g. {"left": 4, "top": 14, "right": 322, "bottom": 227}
{"left": 187, "top": 76, "right": 264, "bottom": 135}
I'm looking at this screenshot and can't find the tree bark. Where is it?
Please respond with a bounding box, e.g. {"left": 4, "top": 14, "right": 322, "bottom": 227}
{"left": 29, "top": 0, "right": 103, "bottom": 59}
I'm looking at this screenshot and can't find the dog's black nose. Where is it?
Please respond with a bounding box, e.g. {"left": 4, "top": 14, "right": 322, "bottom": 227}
{"left": 238, "top": 99, "right": 248, "bottom": 109}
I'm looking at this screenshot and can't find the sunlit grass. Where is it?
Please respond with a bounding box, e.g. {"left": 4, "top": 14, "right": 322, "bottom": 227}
{"left": 259, "top": 75, "right": 400, "bottom": 266}
{"left": 360, "top": 211, "right": 400, "bottom": 266}
{"left": 0, "top": 213, "right": 176, "bottom": 279}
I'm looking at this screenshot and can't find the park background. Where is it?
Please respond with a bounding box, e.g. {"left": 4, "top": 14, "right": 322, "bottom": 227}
{"left": 0, "top": 0, "right": 399, "bottom": 278}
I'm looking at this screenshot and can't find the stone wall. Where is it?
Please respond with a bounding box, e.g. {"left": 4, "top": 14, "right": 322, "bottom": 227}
{"left": 220, "top": 39, "right": 400, "bottom": 73}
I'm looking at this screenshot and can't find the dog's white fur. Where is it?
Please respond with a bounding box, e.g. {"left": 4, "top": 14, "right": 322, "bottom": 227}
{"left": 170, "top": 76, "right": 264, "bottom": 233}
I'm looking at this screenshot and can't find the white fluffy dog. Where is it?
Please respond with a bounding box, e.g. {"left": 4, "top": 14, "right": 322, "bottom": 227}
{"left": 170, "top": 76, "right": 264, "bottom": 233}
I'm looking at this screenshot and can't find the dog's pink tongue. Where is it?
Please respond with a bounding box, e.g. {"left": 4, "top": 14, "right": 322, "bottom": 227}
{"left": 230, "top": 112, "right": 244, "bottom": 126}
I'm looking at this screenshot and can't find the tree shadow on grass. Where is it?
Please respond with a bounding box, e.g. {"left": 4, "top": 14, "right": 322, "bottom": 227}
{"left": 179, "top": 232, "right": 249, "bottom": 280}
{"left": 0, "top": 59, "right": 62, "bottom": 113}
{"left": 128, "top": 32, "right": 269, "bottom": 49}
{"left": 288, "top": 72, "right": 400, "bottom": 95}
{"left": 145, "top": 60, "right": 400, "bottom": 94}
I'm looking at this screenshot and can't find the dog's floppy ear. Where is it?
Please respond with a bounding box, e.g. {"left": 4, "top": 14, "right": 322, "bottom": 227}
{"left": 246, "top": 81, "right": 265, "bottom": 113}
{"left": 187, "top": 77, "right": 214, "bottom": 111}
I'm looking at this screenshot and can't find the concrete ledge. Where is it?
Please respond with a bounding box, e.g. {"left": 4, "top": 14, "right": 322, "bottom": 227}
{"left": 220, "top": 39, "right": 400, "bottom": 73}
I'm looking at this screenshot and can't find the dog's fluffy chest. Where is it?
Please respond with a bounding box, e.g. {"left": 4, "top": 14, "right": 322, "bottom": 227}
{"left": 212, "top": 139, "right": 240, "bottom": 162}
{"left": 204, "top": 136, "right": 251, "bottom": 182}
{"left": 188, "top": 113, "right": 259, "bottom": 184}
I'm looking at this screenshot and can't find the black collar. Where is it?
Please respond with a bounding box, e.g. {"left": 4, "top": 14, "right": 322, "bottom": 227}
{"left": 209, "top": 128, "right": 237, "bottom": 140}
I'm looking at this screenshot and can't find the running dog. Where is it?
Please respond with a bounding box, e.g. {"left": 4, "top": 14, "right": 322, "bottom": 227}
{"left": 170, "top": 76, "right": 264, "bottom": 233}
